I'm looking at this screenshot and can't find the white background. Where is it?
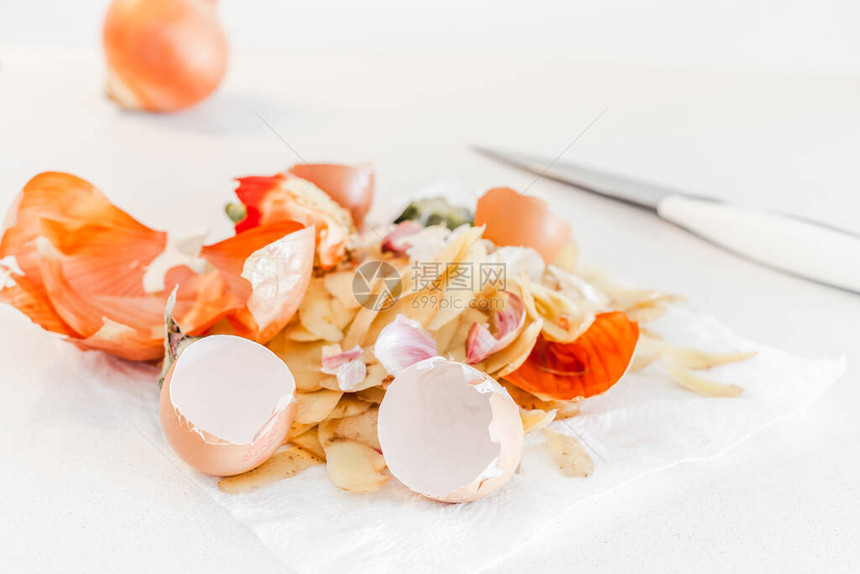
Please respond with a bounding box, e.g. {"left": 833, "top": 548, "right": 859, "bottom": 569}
{"left": 1, "top": 1, "right": 859, "bottom": 572}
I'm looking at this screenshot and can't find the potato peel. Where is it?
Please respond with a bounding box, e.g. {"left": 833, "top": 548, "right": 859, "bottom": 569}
{"left": 323, "top": 270, "right": 360, "bottom": 310}
{"left": 319, "top": 408, "right": 381, "bottom": 450}
{"left": 217, "top": 445, "right": 323, "bottom": 494}
{"left": 667, "top": 347, "right": 757, "bottom": 370}
{"left": 290, "top": 428, "right": 326, "bottom": 460}
{"left": 355, "top": 386, "right": 386, "bottom": 404}
{"left": 543, "top": 428, "right": 593, "bottom": 478}
{"left": 266, "top": 335, "right": 328, "bottom": 392}
{"left": 326, "top": 395, "right": 372, "bottom": 420}
{"left": 551, "top": 401, "right": 581, "bottom": 420}
{"left": 295, "top": 389, "right": 343, "bottom": 424}
{"left": 298, "top": 281, "right": 344, "bottom": 342}
{"left": 633, "top": 334, "right": 755, "bottom": 379}
{"left": 286, "top": 421, "right": 315, "bottom": 440}
{"left": 520, "top": 408, "right": 557, "bottom": 433}
{"left": 322, "top": 441, "right": 389, "bottom": 493}
{"left": 286, "top": 324, "right": 323, "bottom": 342}
{"left": 661, "top": 357, "right": 744, "bottom": 397}
{"left": 501, "top": 381, "right": 557, "bottom": 411}
{"left": 357, "top": 362, "right": 389, "bottom": 391}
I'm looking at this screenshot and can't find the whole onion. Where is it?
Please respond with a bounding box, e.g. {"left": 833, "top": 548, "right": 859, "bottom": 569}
{"left": 103, "top": 0, "right": 228, "bottom": 112}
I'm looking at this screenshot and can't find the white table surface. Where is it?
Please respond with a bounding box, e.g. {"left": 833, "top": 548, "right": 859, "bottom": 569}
{"left": 1, "top": 36, "right": 859, "bottom": 573}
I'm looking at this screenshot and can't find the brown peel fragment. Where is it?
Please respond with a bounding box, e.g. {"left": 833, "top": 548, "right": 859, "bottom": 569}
{"left": 319, "top": 408, "right": 381, "bottom": 450}
{"left": 217, "top": 446, "right": 323, "bottom": 494}
{"left": 326, "top": 395, "right": 372, "bottom": 420}
{"left": 355, "top": 386, "right": 386, "bottom": 404}
{"left": 501, "top": 381, "right": 556, "bottom": 411}
{"left": 290, "top": 428, "right": 326, "bottom": 460}
{"left": 266, "top": 336, "right": 329, "bottom": 392}
{"left": 318, "top": 408, "right": 387, "bottom": 492}
{"left": 543, "top": 428, "right": 593, "bottom": 478}
{"left": 661, "top": 357, "right": 744, "bottom": 397}
{"left": 286, "top": 421, "right": 315, "bottom": 440}
{"left": 356, "top": 362, "right": 389, "bottom": 391}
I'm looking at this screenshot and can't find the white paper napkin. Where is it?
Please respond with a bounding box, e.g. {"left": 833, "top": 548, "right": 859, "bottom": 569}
{"left": 78, "top": 305, "right": 845, "bottom": 574}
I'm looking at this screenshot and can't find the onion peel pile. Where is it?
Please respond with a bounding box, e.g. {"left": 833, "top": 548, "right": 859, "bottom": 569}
{"left": 229, "top": 164, "right": 373, "bottom": 268}
{"left": 0, "top": 172, "right": 313, "bottom": 360}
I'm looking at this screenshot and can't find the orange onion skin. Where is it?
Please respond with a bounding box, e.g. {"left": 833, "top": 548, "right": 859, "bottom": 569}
{"left": 103, "top": 0, "right": 228, "bottom": 112}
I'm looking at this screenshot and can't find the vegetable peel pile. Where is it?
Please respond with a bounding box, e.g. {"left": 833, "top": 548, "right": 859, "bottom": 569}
{"left": 0, "top": 164, "right": 756, "bottom": 502}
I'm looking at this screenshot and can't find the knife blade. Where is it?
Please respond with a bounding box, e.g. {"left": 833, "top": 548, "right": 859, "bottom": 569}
{"left": 474, "top": 145, "right": 860, "bottom": 294}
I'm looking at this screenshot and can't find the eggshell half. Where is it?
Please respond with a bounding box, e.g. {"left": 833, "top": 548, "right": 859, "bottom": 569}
{"left": 475, "top": 187, "right": 572, "bottom": 263}
{"left": 159, "top": 335, "right": 297, "bottom": 476}
{"left": 378, "top": 357, "right": 524, "bottom": 502}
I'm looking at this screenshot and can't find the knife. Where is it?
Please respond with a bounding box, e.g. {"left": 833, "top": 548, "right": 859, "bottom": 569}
{"left": 474, "top": 146, "right": 860, "bottom": 294}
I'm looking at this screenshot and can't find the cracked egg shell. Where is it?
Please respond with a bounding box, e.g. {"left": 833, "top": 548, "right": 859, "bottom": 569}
{"left": 378, "top": 357, "right": 524, "bottom": 503}
{"left": 159, "top": 335, "right": 297, "bottom": 476}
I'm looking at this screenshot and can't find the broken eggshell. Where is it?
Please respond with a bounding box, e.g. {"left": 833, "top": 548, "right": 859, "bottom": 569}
{"left": 378, "top": 357, "right": 524, "bottom": 503}
{"left": 159, "top": 335, "right": 297, "bottom": 476}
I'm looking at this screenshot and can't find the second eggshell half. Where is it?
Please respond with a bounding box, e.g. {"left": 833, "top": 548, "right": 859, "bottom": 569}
{"left": 378, "top": 357, "right": 524, "bottom": 502}
{"left": 159, "top": 335, "right": 297, "bottom": 476}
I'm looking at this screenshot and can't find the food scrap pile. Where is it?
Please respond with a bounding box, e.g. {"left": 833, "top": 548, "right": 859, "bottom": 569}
{"left": 0, "top": 164, "right": 755, "bottom": 503}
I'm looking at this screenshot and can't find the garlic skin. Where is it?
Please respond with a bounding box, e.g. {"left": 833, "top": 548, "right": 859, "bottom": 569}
{"left": 381, "top": 221, "right": 423, "bottom": 254}
{"left": 321, "top": 344, "right": 367, "bottom": 391}
{"left": 465, "top": 291, "right": 527, "bottom": 364}
{"left": 374, "top": 314, "right": 438, "bottom": 377}
{"left": 103, "top": 0, "right": 228, "bottom": 112}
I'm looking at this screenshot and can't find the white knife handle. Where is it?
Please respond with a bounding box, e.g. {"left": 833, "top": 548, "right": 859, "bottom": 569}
{"left": 656, "top": 194, "right": 860, "bottom": 293}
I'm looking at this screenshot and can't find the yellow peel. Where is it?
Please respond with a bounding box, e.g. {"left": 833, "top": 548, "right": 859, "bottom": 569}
{"left": 661, "top": 357, "right": 744, "bottom": 397}
{"left": 520, "top": 408, "right": 557, "bottom": 433}
{"left": 323, "top": 441, "right": 389, "bottom": 493}
{"left": 319, "top": 408, "right": 380, "bottom": 450}
{"left": 295, "top": 389, "right": 343, "bottom": 424}
{"left": 290, "top": 428, "right": 326, "bottom": 460}
{"left": 286, "top": 421, "right": 315, "bottom": 440}
{"left": 266, "top": 336, "right": 328, "bottom": 392}
{"left": 551, "top": 401, "right": 581, "bottom": 420}
{"left": 543, "top": 428, "right": 593, "bottom": 477}
{"left": 298, "top": 282, "right": 343, "bottom": 342}
{"left": 286, "top": 324, "right": 324, "bottom": 342}
{"left": 323, "top": 270, "right": 360, "bottom": 310}
{"left": 355, "top": 387, "right": 386, "bottom": 404}
{"left": 326, "top": 395, "right": 372, "bottom": 420}
{"left": 217, "top": 446, "right": 323, "bottom": 494}
{"left": 668, "top": 347, "right": 758, "bottom": 370}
